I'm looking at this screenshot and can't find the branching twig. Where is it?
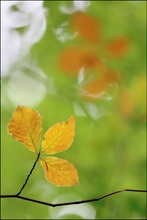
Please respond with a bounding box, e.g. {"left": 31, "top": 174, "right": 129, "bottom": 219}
{"left": 16, "top": 152, "right": 40, "bottom": 195}
{"left": 1, "top": 189, "right": 146, "bottom": 207}
{"left": 1, "top": 153, "right": 146, "bottom": 209}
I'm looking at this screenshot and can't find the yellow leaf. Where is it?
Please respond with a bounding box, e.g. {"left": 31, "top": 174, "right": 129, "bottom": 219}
{"left": 8, "top": 107, "right": 79, "bottom": 187}
{"left": 41, "top": 115, "right": 75, "bottom": 154}
{"left": 40, "top": 157, "right": 79, "bottom": 187}
{"left": 8, "top": 105, "right": 42, "bottom": 153}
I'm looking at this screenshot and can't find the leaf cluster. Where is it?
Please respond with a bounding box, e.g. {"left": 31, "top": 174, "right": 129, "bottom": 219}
{"left": 8, "top": 105, "right": 79, "bottom": 187}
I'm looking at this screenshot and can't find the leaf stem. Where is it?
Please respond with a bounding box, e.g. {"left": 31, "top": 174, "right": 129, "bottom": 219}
{"left": 16, "top": 152, "right": 40, "bottom": 195}
{"left": 1, "top": 189, "right": 146, "bottom": 207}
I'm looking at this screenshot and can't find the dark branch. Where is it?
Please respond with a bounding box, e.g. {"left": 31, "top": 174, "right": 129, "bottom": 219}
{"left": 16, "top": 152, "right": 40, "bottom": 195}
{"left": 1, "top": 189, "right": 146, "bottom": 207}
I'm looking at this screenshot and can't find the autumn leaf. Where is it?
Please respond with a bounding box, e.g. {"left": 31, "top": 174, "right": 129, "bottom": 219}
{"left": 72, "top": 11, "right": 101, "bottom": 43}
{"left": 8, "top": 105, "right": 42, "bottom": 153}
{"left": 107, "top": 37, "right": 130, "bottom": 58}
{"left": 40, "top": 115, "right": 79, "bottom": 187}
{"left": 40, "top": 157, "right": 79, "bottom": 187}
{"left": 83, "top": 70, "right": 120, "bottom": 99}
{"left": 8, "top": 106, "right": 79, "bottom": 187}
{"left": 41, "top": 115, "right": 75, "bottom": 154}
{"left": 58, "top": 47, "right": 101, "bottom": 74}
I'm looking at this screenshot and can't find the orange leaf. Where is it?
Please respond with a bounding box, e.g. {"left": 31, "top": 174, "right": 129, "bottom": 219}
{"left": 85, "top": 79, "right": 107, "bottom": 95}
{"left": 40, "top": 157, "right": 79, "bottom": 187}
{"left": 58, "top": 47, "right": 101, "bottom": 74}
{"left": 84, "top": 71, "right": 120, "bottom": 95}
{"left": 108, "top": 37, "right": 130, "bottom": 58}
{"left": 72, "top": 11, "right": 101, "bottom": 43}
{"left": 41, "top": 115, "right": 75, "bottom": 154}
{"left": 8, "top": 105, "right": 42, "bottom": 153}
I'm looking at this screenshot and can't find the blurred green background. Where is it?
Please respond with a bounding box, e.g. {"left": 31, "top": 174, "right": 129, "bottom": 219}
{"left": 1, "top": 1, "right": 146, "bottom": 219}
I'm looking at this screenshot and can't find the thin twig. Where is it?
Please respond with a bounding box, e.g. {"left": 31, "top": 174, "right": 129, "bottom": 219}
{"left": 16, "top": 152, "right": 40, "bottom": 195}
{"left": 1, "top": 189, "right": 146, "bottom": 207}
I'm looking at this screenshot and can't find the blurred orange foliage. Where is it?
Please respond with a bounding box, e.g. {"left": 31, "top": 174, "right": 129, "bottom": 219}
{"left": 58, "top": 11, "right": 130, "bottom": 100}
{"left": 118, "top": 75, "right": 146, "bottom": 121}
{"left": 58, "top": 47, "right": 101, "bottom": 75}
{"left": 85, "top": 71, "right": 120, "bottom": 95}
{"left": 107, "top": 37, "right": 130, "bottom": 58}
{"left": 72, "top": 11, "right": 101, "bottom": 43}
{"left": 119, "top": 90, "right": 135, "bottom": 118}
